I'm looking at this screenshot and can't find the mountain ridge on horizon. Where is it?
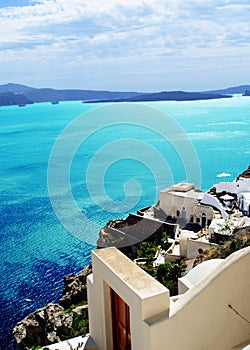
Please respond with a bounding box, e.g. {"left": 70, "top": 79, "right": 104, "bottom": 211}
{"left": 0, "top": 83, "right": 250, "bottom": 106}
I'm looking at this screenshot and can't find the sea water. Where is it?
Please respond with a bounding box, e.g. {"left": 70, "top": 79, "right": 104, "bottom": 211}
{"left": 0, "top": 96, "right": 249, "bottom": 348}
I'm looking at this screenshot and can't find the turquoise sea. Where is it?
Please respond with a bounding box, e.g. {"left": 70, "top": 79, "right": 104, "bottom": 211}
{"left": 0, "top": 96, "right": 249, "bottom": 348}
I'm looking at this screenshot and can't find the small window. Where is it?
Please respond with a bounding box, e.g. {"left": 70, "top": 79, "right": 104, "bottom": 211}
{"left": 176, "top": 210, "right": 180, "bottom": 217}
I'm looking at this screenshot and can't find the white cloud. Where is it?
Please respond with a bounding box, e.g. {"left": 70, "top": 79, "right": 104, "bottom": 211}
{"left": 1, "top": 0, "right": 250, "bottom": 51}
{"left": 0, "top": 0, "right": 250, "bottom": 89}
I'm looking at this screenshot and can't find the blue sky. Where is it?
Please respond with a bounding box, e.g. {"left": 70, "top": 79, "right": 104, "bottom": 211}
{"left": 0, "top": 0, "right": 250, "bottom": 91}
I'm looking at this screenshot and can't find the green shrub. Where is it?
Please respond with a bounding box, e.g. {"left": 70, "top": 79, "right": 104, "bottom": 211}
{"left": 71, "top": 313, "right": 89, "bottom": 338}
{"left": 137, "top": 241, "right": 158, "bottom": 264}
{"left": 156, "top": 262, "right": 182, "bottom": 295}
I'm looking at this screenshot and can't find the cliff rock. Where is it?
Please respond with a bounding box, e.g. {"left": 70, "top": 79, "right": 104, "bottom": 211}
{"left": 13, "top": 266, "right": 92, "bottom": 349}
{"left": 59, "top": 265, "right": 92, "bottom": 309}
{"left": 13, "top": 303, "right": 73, "bottom": 349}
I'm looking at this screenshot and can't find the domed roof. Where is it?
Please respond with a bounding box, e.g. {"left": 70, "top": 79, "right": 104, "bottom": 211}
{"left": 182, "top": 259, "right": 223, "bottom": 287}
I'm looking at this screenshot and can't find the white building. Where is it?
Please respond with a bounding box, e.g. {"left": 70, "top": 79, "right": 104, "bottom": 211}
{"left": 214, "top": 167, "right": 250, "bottom": 216}
{"left": 43, "top": 246, "right": 250, "bottom": 350}
{"left": 85, "top": 246, "right": 250, "bottom": 350}
{"left": 159, "top": 182, "right": 215, "bottom": 228}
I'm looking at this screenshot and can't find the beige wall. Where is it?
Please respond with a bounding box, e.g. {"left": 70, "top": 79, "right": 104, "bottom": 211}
{"left": 193, "top": 204, "right": 214, "bottom": 227}
{"left": 159, "top": 192, "right": 196, "bottom": 222}
{"left": 193, "top": 205, "right": 214, "bottom": 220}
{"left": 159, "top": 191, "right": 214, "bottom": 227}
{"left": 87, "top": 248, "right": 170, "bottom": 350}
{"left": 186, "top": 239, "right": 217, "bottom": 259}
{"left": 88, "top": 247, "right": 250, "bottom": 350}
{"left": 146, "top": 247, "right": 250, "bottom": 350}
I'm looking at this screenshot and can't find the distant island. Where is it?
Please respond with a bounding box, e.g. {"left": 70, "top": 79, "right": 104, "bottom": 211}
{"left": 0, "top": 91, "right": 33, "bottom": 106}
{"left": 0, "top": 83, "right": 250, "bottom": 106}
{"left": 88, "top": 90, "right": 231, "bottom": 103}
{"left": 0, "top": 83, "right": 142, "bottom": 106}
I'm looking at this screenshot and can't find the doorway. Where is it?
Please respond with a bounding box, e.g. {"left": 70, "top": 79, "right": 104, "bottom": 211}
{"left": 201, "top": 213, "right": 206, "bottom": 228}
{"left": 110, "top": 288, "right": 131, "bottom": 350}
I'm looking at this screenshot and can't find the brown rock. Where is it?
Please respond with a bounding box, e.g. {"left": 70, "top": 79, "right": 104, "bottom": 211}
{"left": 13, "top": 265, "right": 93, "bottom": 349}
{"left": 59, "top": 265, "right": 92, "bottom": 309}
{"left": 12, "top": 303, "right": 73, "bottom": 349}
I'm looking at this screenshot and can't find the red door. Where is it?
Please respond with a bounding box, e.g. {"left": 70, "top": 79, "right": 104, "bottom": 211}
{"left": 110, "top": 288, "right": 131, "bottom": 350}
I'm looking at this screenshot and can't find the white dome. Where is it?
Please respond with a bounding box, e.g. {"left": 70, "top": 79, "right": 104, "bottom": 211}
{"left": 183, "top": 259, "right": 223, "bottom": 287}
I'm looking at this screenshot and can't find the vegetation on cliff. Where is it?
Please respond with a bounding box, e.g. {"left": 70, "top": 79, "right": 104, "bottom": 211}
{"left": 13, "top": 221, "right": 250, "bottom": 349}
{"left": 13, "top": 266, "right": 92, "bottom": 350}
{"left": 135, "top": 226, "right": 250, "bottom": 296}
{"left": 136, "top": 240, "right": 185, "bottom": 296}
{"left": 194, "top": 226, "right": 250, "bottom": 265}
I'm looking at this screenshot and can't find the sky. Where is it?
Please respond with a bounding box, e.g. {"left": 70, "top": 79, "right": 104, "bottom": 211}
{"left": 0, "top": 0, "right": 250, "bottom": 91}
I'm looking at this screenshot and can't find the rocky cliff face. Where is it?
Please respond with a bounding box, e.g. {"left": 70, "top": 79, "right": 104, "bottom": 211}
{"left": 59, "top": 265, "right": 92, "bottom": 309}
{"left": 13, "top": 304, "right": 72, "bottom": 349}
{"left": 238, "top": 165, "right": 250, "bottom": 178}
{"left": 13, "top": 265, "right": 92, "bottom": 349}
{"left": 194, "top": 226, "right": 250, "bottom": 266}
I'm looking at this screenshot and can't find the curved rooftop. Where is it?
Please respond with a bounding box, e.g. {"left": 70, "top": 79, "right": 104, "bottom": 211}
{"left": 179, "top": 259, "right": 223, "bottom": 288}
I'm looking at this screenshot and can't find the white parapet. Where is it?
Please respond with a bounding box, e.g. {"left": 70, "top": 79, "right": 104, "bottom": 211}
{"left": 42, "top": 334, "right": 97, "bottom": 350}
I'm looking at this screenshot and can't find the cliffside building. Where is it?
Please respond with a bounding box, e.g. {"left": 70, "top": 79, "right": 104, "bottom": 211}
{"left": 85, "top": 247, "right": 250, "bottom": 350}
{"left": 159, "top": 182, "right": 205, "bottom": 226}
{"left": 43, "top": 246, "right": 250, "bottom": 350}
{"left": 43, "top": 169, "right": 250, "bottom": 350}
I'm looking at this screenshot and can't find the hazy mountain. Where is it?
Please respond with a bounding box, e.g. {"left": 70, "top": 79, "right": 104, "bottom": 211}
{"left": 0, "top": 83, "right": 33, "bottom": 93}
{"left": 88, "top": 91, "right": 232, "bottom": 103}
{"left": 0, "top": 92, "right": 32, "bottom": 106}
{"left": 203, "top": 85, "right": 250, "bottom": 95}
{"left": 127, "top": 91, "right": 231, "bottom": 102}
{"left": 0, "top": 83, "right": 142, "bottom": 105}
{"left": 1, "top": 83, "right": 250, "bottom": 106}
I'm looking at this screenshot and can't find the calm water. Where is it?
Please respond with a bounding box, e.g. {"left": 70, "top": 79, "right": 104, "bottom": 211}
{"left": 0, "top": 97, "right": 249, "bottom": 348}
